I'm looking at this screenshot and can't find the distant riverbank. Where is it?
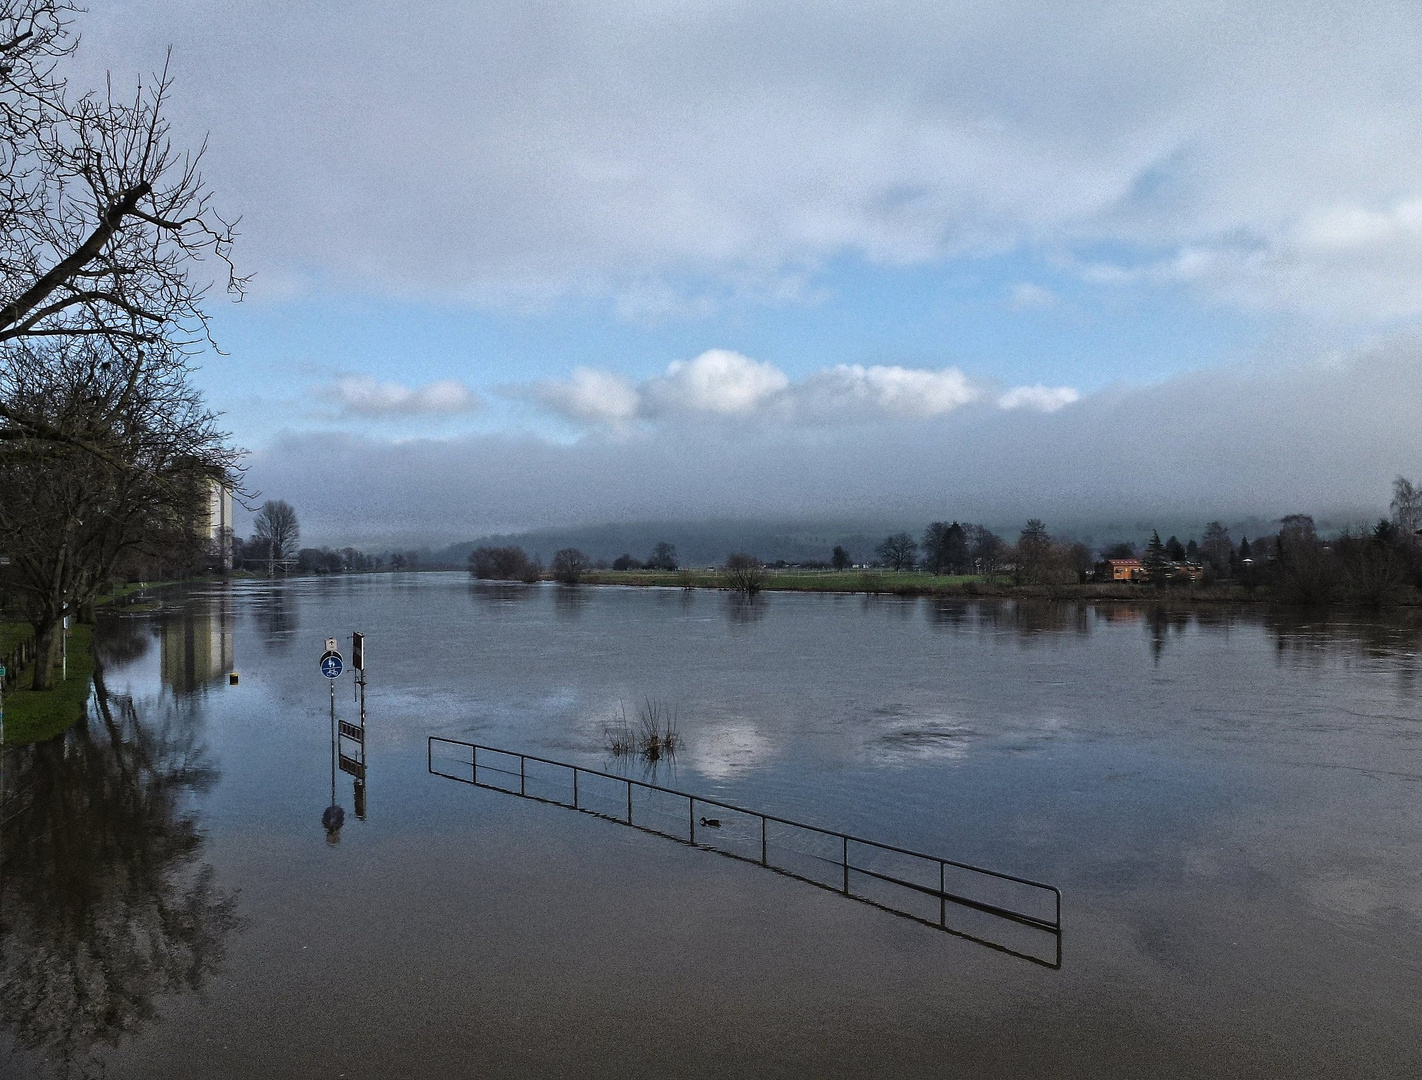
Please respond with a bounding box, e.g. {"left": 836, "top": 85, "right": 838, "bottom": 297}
{"left": 569, "top": 567, "right": 1420, "bottom": 605}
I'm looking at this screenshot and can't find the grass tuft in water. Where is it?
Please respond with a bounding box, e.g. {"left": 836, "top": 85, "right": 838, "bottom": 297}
{"left": 605, "top": 699, "right": 680, "bottom": 761}
{"left": 636, "top": 699, "right": 680, "bottom": 761}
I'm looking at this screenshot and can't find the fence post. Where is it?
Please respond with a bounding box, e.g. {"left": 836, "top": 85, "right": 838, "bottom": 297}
{"left": 940, "top": 863, "right": 946, "bottom": 927}
{"left": 626, "top": 781, "right": 632, "bottom": 824}
{"left": 520, "top": 755, "right": 526, "bottom": 796}
{"left": 689, "top": 798, "right": 695, "bottom": 844}
{"left": 842, "top": 836, "right": 849, "bottom": 894}
{"left": 573, "top": 767, "right": 579, "bottom": 809}
{"left": 472, "top": 744, "right": 478, "bottom": 783}
{"left": 761, "top": 817, "right": 767, "bottom": 866}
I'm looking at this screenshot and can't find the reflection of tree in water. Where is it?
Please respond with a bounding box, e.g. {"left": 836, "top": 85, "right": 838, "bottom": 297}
{"left": 722, "top": 593, "right": 766, "bottom": 629}
{"left": 0, "top": 669, "right": 240, "bottom": 1076}
{"left": 1145, "top": 608, "right": 1192, "bottom": 664}
{"left": 553, "top": 584, "right": 589, "bottom": 620}
{"left": 977, "top": 599, "right": 1091, "bottom": 639}
{"left": 925, "top": 599, "right": 971, "bottom": 627}
{"left": 255, "top": 583, "right": 298, "bottom": 652}
{"left": 91, "top": 615, "right": 151, "bottom": 668}
{"left": 1262, "top": 607, "right": 1422, "bottom": 682}
{"left": 468, "top": 581, "right": 539, "bottom": 609}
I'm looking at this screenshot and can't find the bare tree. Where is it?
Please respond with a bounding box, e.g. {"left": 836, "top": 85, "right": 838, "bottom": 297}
{"left": 966, "top": 524, "right": 1005, "bottom": 576}
{"left": 468, "top": 545, "right": 539, "bottom": 583}
{"left": 1, "top": 1, "right": 242, "bottom": 456}
{"left": 1390, "top": 476, "right": 1422, "bottom": 535}
{"left": 645, "top": 541, "right": 678, "bottom": 571}
{"left": 876, "top": 532, "right": 918, "bottom": 571}
{"left": 1201, "top": 521, "right": 1233, "bottom": 577}
{"left": 252, "top": 500, "right": 299, "bottom": 573}
{"left": 0, "top": 335, "right": 235, "bottom": 688}
{"left": 723, "top": 552, "right": 767, "bottom": 595}
{"left": 551, "top": 546, "right": 591, "bottom": 584}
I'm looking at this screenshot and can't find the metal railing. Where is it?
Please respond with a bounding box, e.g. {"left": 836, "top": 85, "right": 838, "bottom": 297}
{"left": 429, "top": 737, "right": 1061, "bottom": 967}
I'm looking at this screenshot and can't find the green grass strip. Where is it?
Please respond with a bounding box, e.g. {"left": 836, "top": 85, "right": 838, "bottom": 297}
{"left": 1, "top": 623, "right": 94, "bottom": 746}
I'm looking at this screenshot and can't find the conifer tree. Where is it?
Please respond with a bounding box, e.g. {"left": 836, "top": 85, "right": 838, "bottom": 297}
{"left": 1144, "top": 530, "right": 1170, "bottom": 585}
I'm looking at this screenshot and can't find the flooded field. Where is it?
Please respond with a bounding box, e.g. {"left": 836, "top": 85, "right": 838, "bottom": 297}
{"left": 3, "top": 574, "right": 1420, "bottom": 1077}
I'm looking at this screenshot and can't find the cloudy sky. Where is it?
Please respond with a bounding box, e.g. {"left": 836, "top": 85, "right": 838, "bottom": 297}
{"left": 76, "top": 2, "right": 1422, "bottom": 544}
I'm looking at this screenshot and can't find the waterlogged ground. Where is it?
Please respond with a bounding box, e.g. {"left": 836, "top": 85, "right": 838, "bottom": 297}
{"left": 2, "top": 574, "right": 1420, "bottom": 1077}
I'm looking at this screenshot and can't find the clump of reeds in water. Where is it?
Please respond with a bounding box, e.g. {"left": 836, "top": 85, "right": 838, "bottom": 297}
{"left": 605, "top": 699, "right": 680, "bottom": 762}
{"left": 605, "top": 703, "right": 636, "bottom": 757}
{"left": 636, "top": 699, "right": 680, "bottom": 761}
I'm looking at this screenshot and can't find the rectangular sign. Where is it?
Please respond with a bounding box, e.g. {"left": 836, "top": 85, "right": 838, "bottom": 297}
{"left": 351, "top": 632, "right": 365, "bottom": 671}
{"left": 338, "top": 753, "right": 366, "bottom": 780}
{"left": 339, "top": 719, "right": 364, "bottom": 743}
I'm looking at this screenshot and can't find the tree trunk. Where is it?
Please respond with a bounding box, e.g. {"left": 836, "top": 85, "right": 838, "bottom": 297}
{"left": 31, "top": 617, "right": 63, "bottom": 691}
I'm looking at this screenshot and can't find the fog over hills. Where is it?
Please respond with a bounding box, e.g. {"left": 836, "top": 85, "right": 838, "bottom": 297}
{"left": 242, "top": 338, "right": 1417, "bottom": 552}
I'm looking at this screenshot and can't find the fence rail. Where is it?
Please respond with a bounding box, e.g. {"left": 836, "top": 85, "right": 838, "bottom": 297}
{"left": 429, "top": 736, "right": 1061, "bottom": 967}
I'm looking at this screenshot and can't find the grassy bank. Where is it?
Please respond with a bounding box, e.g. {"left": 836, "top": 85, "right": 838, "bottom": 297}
{"left": 0, "top": 581, "right": 176, "bottom": 746}
{"left": 2, "top": 623, "right": 95, "bottom": 745}
{"left": 577, "top": 568, "right": 988, "bottom": 592}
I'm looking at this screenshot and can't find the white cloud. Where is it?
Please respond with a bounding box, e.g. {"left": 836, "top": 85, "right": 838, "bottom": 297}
{"left": 797, "top": 364, "right": 980, "bottom": 419}
{"left": 998, "top": 384, "right": 1080, "bottom": 412}
{"left": 322, "top": 376, "right": 481, "bottom": 418}
{"left": 73, "top": 2, "right": 1422, "bottom": 322}
{"left": 1297, "top": 201, "right": 1422, "bottom": 252}
{"left": 1008, "top": 283, "right": 1059, "bottom": 310}
{"left": 642, "top": 349, "right": 789, "bottom": 417}
{"left": 529, "top": 353, "right": 984, "bottom": 425}
{"left": 530, "top": 367, "right": 640, "bottom": 425}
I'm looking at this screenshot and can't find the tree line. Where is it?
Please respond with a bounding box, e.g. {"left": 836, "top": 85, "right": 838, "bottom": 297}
{"left": 863, "top": 477, "right": 1422, "bottom": 603}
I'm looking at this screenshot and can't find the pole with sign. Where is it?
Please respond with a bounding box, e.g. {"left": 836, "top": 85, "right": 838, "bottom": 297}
{"left": 320, "top": 638, "right": 345, "bottom": 837}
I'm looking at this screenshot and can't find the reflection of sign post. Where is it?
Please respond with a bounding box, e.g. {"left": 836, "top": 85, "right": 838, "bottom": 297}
{"left": 324, "top": 633, "right": 370, "bottom": 832}
{"left": 348, "top": 632, "right": 367, "bottom": 818}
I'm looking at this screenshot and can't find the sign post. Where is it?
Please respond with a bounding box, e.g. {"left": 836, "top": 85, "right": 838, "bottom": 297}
{"left": 320, "top": 640, "right": 345, "bottom": 837}
{"left": 321, "top": 633, "right": 370, "bottom": 829}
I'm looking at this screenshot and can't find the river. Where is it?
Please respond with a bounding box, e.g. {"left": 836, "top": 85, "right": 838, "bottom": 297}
{"left": 2, "top": 573, "right": 1419, "bottom": 1077}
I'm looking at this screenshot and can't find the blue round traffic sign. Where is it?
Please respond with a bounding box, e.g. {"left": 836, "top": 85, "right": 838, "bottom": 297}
{"left": 320, "top": 651, "right": 344, "bottom": 679}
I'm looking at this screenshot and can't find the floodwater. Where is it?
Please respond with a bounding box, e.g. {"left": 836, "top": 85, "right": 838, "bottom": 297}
{"left": 2, "top": 573, "right": 1421, "bottom": 1077}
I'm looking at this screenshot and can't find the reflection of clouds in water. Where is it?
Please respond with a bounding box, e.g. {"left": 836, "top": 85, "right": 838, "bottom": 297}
{"left": 683, "top": 717, "right": 775, "bottom": 780}
{"left": 868, "top": 709, "right": 975, "bottom": 766}
{"left": 866, "top": 705, "right": 1067, "bottom": 766}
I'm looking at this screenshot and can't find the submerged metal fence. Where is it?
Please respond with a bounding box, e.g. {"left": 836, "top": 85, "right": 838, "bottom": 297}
{"left": 428, "top": 736, "right": 1062, "bottom": 967}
